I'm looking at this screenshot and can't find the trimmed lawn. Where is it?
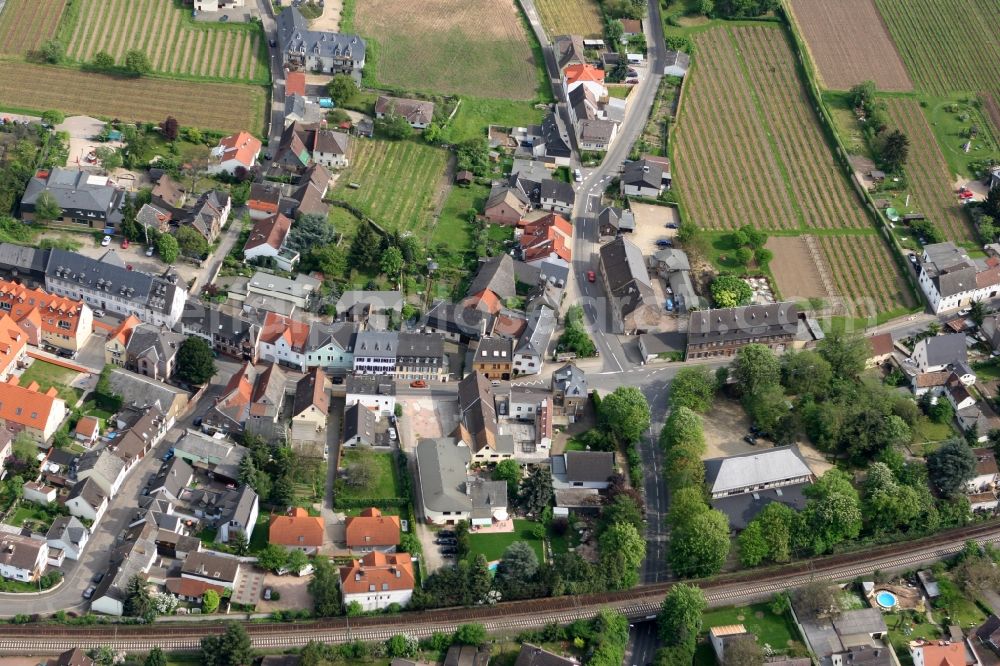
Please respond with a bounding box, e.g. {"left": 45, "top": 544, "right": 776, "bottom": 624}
{"left": 292, "top": 457, "right": 326, "bottom": 507}
{"left": 18, "top": 360, "right": 82, "bottom": 406}
{"left": 701, "top": 603, "right": 801, "bottom": 653}
{"left": 431, "top": 183, "right": 486, "bottom": 253}
{"left": 442, "top": 97, "right": 544, "bottom": 144}
{"left": 5, "top": 505, "right": 52, "bottom": 529}
{"left": 468, "top": 519, "right": 543, "bottom": 562}
{"left": 336, "top": 450, "right": 401, "bottom": 501}
{"left": 248, "top": 513, "right": 270, "bottom": 553}
{"left": 884, "top": 611, "right": 941, "bottom": 666}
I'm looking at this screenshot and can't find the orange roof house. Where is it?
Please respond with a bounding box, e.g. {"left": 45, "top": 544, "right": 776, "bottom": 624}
{"left": 74, "top": 416, "right": 100, "bottom": 444}
{"left": 105, "top": 315, "right": 141, "bottom": 367}
{"left": 344, "top": 508, "right": 401, "bottom": 551}
{"left": 285, "top": 71, "right": 307, "bottom": 98}
{"left": 210, "top": 131, "right": 262, "bottom": 174}
{"left": 564, "top": 64, "right": 605, "bottom": 86}
{"left": 910, "top": 641, "right": 967, "bottom": 666}
{"left": 0, "top": 279, "right": 92, "bottom": 353}
{"left": 260, "top": 312, "right": 311, "bottom": 352}
{"left": 338, "top": 551, "right": 414, "bottom": 610}
{"left": 519, "top": 213, "right": 572, "bottom": 264}
{"left": 0, "top": 312, "right": 28, "bottom": 379}
{"left": 0, "top": 375, "right": 67, "bottom": 444}
{"left": 269, "top": 507, "right": 324, "bottom": 552}
{"left": 244, "top": 213, "right": 293, "bottom": 256}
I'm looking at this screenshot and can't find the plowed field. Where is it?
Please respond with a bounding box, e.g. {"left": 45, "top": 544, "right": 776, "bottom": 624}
{"left": 0, "top": 0, "right": 66, "bottom": 55}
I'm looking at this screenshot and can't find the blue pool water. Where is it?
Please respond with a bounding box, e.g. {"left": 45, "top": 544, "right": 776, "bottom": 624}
{"left": 876, "top": 591, "right": 897, "bottom": 608}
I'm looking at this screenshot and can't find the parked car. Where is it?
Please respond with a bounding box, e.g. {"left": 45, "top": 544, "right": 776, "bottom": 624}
{"left": 436, "top": 538, "right": 457, "bottom": 545}
{"left": 574, "top": 168, "right": 583, "bottom": 182}
{"left": 908, "top": 254, "right": 917, "bottom": 264}
{"left": 83, "top": 586, "right": 96, "bottom": 599}
{"left": 587, "top": 270, "right": 596, "bottom": 283}
{"left": 410, "top": 380, "right": 428, "bottom": 389}
{"left": 388, "top": 428, "right": 397, "bottom": 441}
{"left": 92, "top": 572, "right": 104, "bottom": 584}
{"left": 440, "top": 547, "right": 458, "bottom": 556}
{"left": 269, "top": 39, "right": 277, "bottom": 48}
{"left": 101, "top": 235, "right": 111, "bottom": 246}
{"left": 743, "top": 434, "right": 757, "bottom": 445}
{"left": 146, "top": 246, "right": 155, "bottom": 257}
{"left": 438, "top": 530, "right": 455, "bottom": 537}
{"left": 666, "top": 223, "right": 678, "bottom": 229}
{"left": 958, "top": 308, "right": 972, "bottom": 316}
{"left": 93, "top": 309, "right": 105, "bottom": 318}
{"left": 263, "top": 587, "right": 272, "bottom": 601}
{"left": 655, "top": 239, "right": 673, "bottom": 247}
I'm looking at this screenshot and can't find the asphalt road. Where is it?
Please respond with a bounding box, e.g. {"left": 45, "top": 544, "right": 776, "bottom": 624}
{"left": 626, "top": 620, "right": 660, "bottom": 666}
{"left": 255, "top": 0, "right": 285, "bottom": 147}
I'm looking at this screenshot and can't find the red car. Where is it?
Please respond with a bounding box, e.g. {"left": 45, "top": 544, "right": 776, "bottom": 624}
{"left": 959, "top": 190, "right": 974, "bottom": 200}
{"left": 586, "top": 271, "right": 596, "bottom": 283}
{"left": 410, "top": 380, "right": 428, "bottom": 389}
{"left": 120, "top": 239, "right": 129, "bottom": 249}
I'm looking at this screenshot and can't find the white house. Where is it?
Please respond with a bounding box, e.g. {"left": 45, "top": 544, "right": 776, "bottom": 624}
{"left": 76, "top": 449, "right": 128, "bottom": 498}
{"left": 46, "top": 516, "right": 89, "bottom": 561}
{"left": 345, "top": 374, "right": 396, "bottom": 415}
{"left": 22, "top": 481, "right": 57, "bottom": 505}
{"left": 339, "top": 552, "right": 414, "bottom": 612}
{"left": 918, "top": 242, "right": 1000, "bottom": 313}
{"left": 304, "top": 322, "right": 356, "bottom": 371}
{"left": 621, "top": 159, "right": 664, "bottom": 198}
{"left": 539, "top": 179, "right": 576, "bottom": 215}
{"left": 0, "top": 533, "right": 47, "bottom": 582}
{"left": 912, "top": 334, "right": 973, "bottom": 378}
{"left": 312, "top": 130, "right": 350, "bottom": 169}
{"left": 208, "top": 131, "right": 261, "bottom": 176}
{"left": 66, "top": 478, "right": 109, "bottom": 524}
{"left": 551, "top": 451, "right": 616, "bottom": 490}
{"left": 242, "top": 213, "right": 299, "bottom": 272}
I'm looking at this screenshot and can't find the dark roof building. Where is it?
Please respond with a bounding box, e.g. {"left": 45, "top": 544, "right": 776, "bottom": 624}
{"left": 21, "top": 168, "right": 125, "bottom": 227}
{"left": 598, "top": 236, "right": 656, "bottom": 335}
{"left": 687, "top": 302, "right": 802, "bottom": 360}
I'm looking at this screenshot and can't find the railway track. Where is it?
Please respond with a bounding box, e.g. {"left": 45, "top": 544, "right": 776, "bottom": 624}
{"left": 3, "top": 521, "right": 998, "bottom": 655}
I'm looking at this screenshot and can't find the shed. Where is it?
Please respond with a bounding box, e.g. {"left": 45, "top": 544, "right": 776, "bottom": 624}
{"left": 456, "top": 170, "right": 475, "bottom": 186}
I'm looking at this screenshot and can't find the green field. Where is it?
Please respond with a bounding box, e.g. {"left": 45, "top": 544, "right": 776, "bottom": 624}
{"left": 442, "top": 97, "right": 544, "bottom": 144}
{"left": 467, "top": 519, "right": 544, "bottom": 562}
{"left": 61, "top": 0, "right": 268, "bottom": 83}
{"left": 431, "top": 183, "right": 486, "bottom": 252}
{"left": 4, "top": 505, "right": 54, "bottom": 531}
{"left": 19, "top": 359, "right": 82, "bottom": 406}
{"left": 330, "top": 138, "right": 448, "bottom": 245}
{"left": 335, "top": 450, "right": 401, "bottom": 501}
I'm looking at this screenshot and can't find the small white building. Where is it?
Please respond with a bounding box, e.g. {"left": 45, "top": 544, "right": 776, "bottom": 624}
{"left": 551, "top": 451, "right": 616, "bottom": 490}
{"left": 345, "top": 374, "right": 396, "bottom": 415}
{"left": 918, "top": 242, "right": 1000, "bottom": 313}
{"left": 46, "top": 516, "right": 90, "bottom": 561}
{"left": 66, "top": 478, "right": 109, "bottom": 524}
{"left": 208, "top": 131, "right": 261, "bottom": 176}
{"left": 0, "top": 533, "right": 47, "bottom": 582}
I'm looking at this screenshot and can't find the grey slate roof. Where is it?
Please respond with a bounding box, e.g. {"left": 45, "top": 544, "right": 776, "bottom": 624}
{"left": 0, "top": 243, "right": 48, "bottom": 276}
{"left": 68, "top": 477, "right": 106, "bottom": 509}
{"left": 568, "top": 85, "right": 598, "bottom": 122}
{"left": 148, "top": 457, "right": 194, "bottom": 498}
{"left": 578, "top": 119, "right": 616, "bottom": 143}
{"left": 423, "top": 301, "right": 490, "bottom": 339}
{"left": 516, "top": 305, "right": 556, "bottom": 357}
{"left": 277, "top": 7, "right": 365, "bottom": 65}
{"left": 600, "top": 236, "right": 651, "bottom": 292}
{"left": 182, "top": 550, "right": 240, "bottom": 583}
{"left": 652, "top": 248, "right": 690, "bottom": 271}
{"left": 337, "top": 290, "right": 404, "bottom": 314}
{"left": 688, "top": 302, "right": 800, "bottom": 346}
{"left": 314, "top": 129, "right": 350, "bottom": 155}
{"left": 920, "top": 333, "right": 968, "bottom": 367}
{"left": 540, "top": 178, "right": 576, "bottom": 205}
{"left": 476, "top": 336, "right": 512, "bottom": 363}
{"left": 21, "top": 168, "right": 124, "bottom": 223}
{"left": 125, "top": 324, "right": 184, "bottom": 365}
{"left": 397, "top": 332, "right": 447, "bottom": 366}
{"left": 77, "top": 449, "right": 126, "bottom": 488}
{"left": 564, "top": 451, "right": 615, "bottom": 483}
{"left": 542, "top": 112, "right": 571, "bottom": 159}
{"left": 703, "top": 445, "right": 812, "bottom": 494}
{"left": 177, "top": 301, "right": 259, "bottom": 347}
{"left": 343, "top": 403, "right": 377, "bottom": 445}
{"left": 354, "top": 330, "right": 399, "bottom": 358}
{"left": 468, "top": 254, "right": 516, "bottom": 300}
{"left": 345, "top": 374, "right": 396, "bottom": 396}
{"left": 248, "top": 270, "right": 321, "bottom": 300}
{"left": 552, "top": 363, "right": 587, "bottom": 397}
{"left": 554, "top": 34, "right": 586, "bottom": 69}
{"left": 663, "top": 50, "right": 690, "bottom": 71}
{"left": 375, "top": 96, "right": 435, "bottom": 125}
{"left": 832, "top": 608, "right": 888, "bottom": 637}
{"left": 469, "top": 477, "right": 507, "bottom": 513}
{"left": 711, "top": 482, "right": 810, "bottom": 530}
{"left": 416, "top": 438, "right": 473, "bottom": 514}
{"left": 598, "top": 206, "right": 636, "bottom": 232}
{"left": 622, "top": 159, "right": 663, "bottom": 189}
{"left": 108, "top": 368, "right": 188, "bottom": 411}
{"left": 220, "top": 486, "right": 258, "bottom": 534}
{"left": 46, "top": 515, "right": 88, "bottom": 547}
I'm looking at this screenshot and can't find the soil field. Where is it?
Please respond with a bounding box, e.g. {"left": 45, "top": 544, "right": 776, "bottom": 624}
{"left": 764, "top": 235, "right": 830, "bottom": 301}
{"left": 818, "top": 233, "right": 915, "bottom": 318}
{"left": 985, "top": 94, "right": 1000, "bottom": 139}
{"left": 355, "top": 0, "right": 539, "bottom": 99}
{"left": 330, "top": 138, "right": 449, "bottom": 240}
{"left": 62, "top": 0, "right": 266, "bottom": 82}
{"left": 875, "top": 0, "right": 1000, "bottom": 97}
{"left": 672, "top": 25, "right": 869, "bottom": 231}
{"left": 0, "top": 0, "right": 67, "bottom": 55}
{"left": 786, "top": 0, "right": 912, "bottom": 92}
{"left": 0, "top": 61, "right": 265, "bottom": 133}
{"left": 534, "top": 0, "right": 604, "bottom": 38}
{"left": 885, "top": 98, "right": 974, "bottom": 242}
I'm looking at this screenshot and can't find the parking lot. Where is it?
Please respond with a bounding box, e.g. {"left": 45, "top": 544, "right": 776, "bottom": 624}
{"left": 37, "top": 230, "right": 201, "bottom": 286}
{"left": 628, "top": 202, "right": 679, "bottom": 255}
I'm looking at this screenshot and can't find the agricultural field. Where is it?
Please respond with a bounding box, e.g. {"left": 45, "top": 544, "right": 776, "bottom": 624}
{"left": 874, "top": 0, "right": 1000, "bottom": 96}
{"left": 0, "top": 0, "right": 67, "bottom": 55}
{"left": 330, "top": 138, "right": 449, "bottom": 242}
{"left": 818, "top": 233, "right": 915, "bottom": 318}
{"left": 786, "top": 0, "right": 912, "bottom": 92}
{"left": 885, "top": 98, "right": 974, "bottom": 242}
{"left": 62, "top": 0, "right": 266, "bottom": 82}
{"left": 672, "top": 25, "right": 869, "bottom": 231}
{"left": 0, "top": 61, "right": 265, "bottom": 133}
{"left": 534, "top": 0, "right": 604, "bottom": 38}
{"left": 355, "top": 0, "right": 540, "bottom": 99}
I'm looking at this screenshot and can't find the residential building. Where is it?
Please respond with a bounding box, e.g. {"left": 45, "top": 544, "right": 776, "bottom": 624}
{"left": 284, "top": 93, "right": 324, "bottom": 127}
{"left": 46, "top": 516, "right": 89, "bottom": 561}
{"left": 918, "top": 242, "right": 1000, "bottom": 313}
{"left": 539, "top": 179, "right": 576, "bottom": 215}
{"left": 423, "top": 302, "right": 490, "bottom": 343}
{"left": 704, "top": 446, "right": 815, "bottom": 530}
{"left": 445, "top": 646, "right": 492, "bottom": 666}
{"left": 343, "top": 402, "right": 378, "bottom": 447}
{"left": 0, "top": 533, "right": 47, "bottom": 582}
{"left": 313, "top": 129, "right": 350, "bottom": 168}
{"left": 515, "top": 645, "right": 577, "bottom": 666}
{"left": 172, "top": 432, "right": 247, "bottom": 483}
{"left": 337, "top": 290, "right": 404, "bottom": 324}
{"left": 910, "top": 641, "right": 967, "bottom": 666}
{"left": 867, "top": 332, "right": 895, "bottom": 367}
{"left": 471, "top": 336, "right": 513, "bottom": 380}
{"left": 541, "top": 112, "right": 572, "bottom": 166}
{"left": 686, "top": 302, "right": 802, "bottom": 360}
{"left": 0, "top": 431, "right": 11, "bottom": 479}
{"left": 147, "top": 457, "right": 194, "bottom": 501}
{"left": 76, "top": 448, "right": 128, "bottom": 497}
{"left": 663, "top": 50, "right": 691, "bottom": 77}
{"left": 519, "top": 213, "right": 572, "bottom": 265}
{"left": 912, "top": 334, "right": 970, "bottom": 374}
{"left": 269, "top": 507, "right": 324, "bottom": 554}
{"left": 0, "top": 242, "right": 49, "bottom": 286}
{"left": 176, "top": 302, "right": 259, "bottom": 362}
{"left": 554, "top": 34, "right": 586, "bottom": 69}
{"left": 598, "top": 206, "right": 635, "bottom": 236}
{"left": 339, "top": 551, "right": 414, "bottom": 611}
{"left": 20, "top": 168, "right": 124, "bottom": 228}
{"left": 105, "top": 314, "right": 140, "bottom": 367}
{"left": 621, "top": 159, "right": 665, "bottom": 198}
{"left": 344, "top": 507, "right": 401, "bottom": 553}
{"left": 416, "top": 437, "right": 508, "bottom": 524}
{"left": 123, "top": 323, "right": 185, "bottom": 380}
{"left": 89, "top": 522, "right": 158, "bottom": 616}
{"left": 111, "top": 406, "right": 170, "bottom": 469}
{"left": 551, "top": 451, "right": 616, "bottom": 490}
{"left": 208, "top": 131, "right": 261, "bottom": 175}
{"left": 45, "top": 249, "right": 187, "bottom": 327}
{"left": 0, "top": 278, "right": 93, "bottom": 353}
{"left": 247, "top": 271, "right": 321, "bottom": 310}
{"left": 181, "top": 550, "right": 241, "bottom": 590}
{"left": 23, "top": 480, "right": 57, "bottom": 504}
{"left": 484, "top": 184, "right": 530, "bottom": 226}
{"left": 244, "top": 362, "right": 288, "bottom": 441}
{"left": 291, "top": 163, "right": 331, "bottom": 218}
{"left": 346, "top": 374, "right": 396, "bottom": 414}
{"left": 204, "top": 362, "right": 263, "bottom": 434}
{"left": 277, "top": 7, "right": 365, "bottom": 75}
{"left": 74, "top": 416, "right": 100, "bottom": 446}
{"left": 66, "top": 477, "right": 108, "bottom": 523}
{"left": 304, "top": 321, "right": 357, "bottom": 372}
{"left": 45, "top": 648, "right": 94, "bottom": 666}
{"left": 247, "top": 181, "right": 283, "bottom": 218}
{"left": 107, "top": 367, "right": 189, "bottom": 423}
{"left": 514, "top": 306, "right": 556, "bottom": 375}
{"left": 150, "top": 173, "right": 188, "bottom": 217}
{"left": 0, "top": 312, "right": 27, "bottom": 379}
{"left": 967, "top": 447, "right": 998, "bottom": 494}
{"left": 259, "top": 312, "right": 311, "bottom": 371}
{"left": 577, "top": 118, "right": 617, "bottom": 152}
{"left": 217, "top": 486, "right": 259, "bottom": 544}
{"left": 0, "top": 376, "right": 67, "bottom": 445}
{"left": 193, "top": 0, "right": 245, "bottom": 11}
{"left": 463, "top": 255, "right": 516, "bottom": 315}
{"left": 395, "top": 332, "right": 449, "bottom": 381}
{"left": 375, "top": 96, "right": 435, "bottom": 129}
{"left": 599, "top": 236, "right": 657, "bottom": 335}
{"left": 975, "top": 616, "right": 1000, "bottom": 660}
{"left": 551, "top": 363, "right": 587, "bottom": 418}
{"left": 182, "top": 190, "right": 231, "bottom": 244}
{"left": 453, "top": 372, "right": 514, "bottom": 461}
{"left": 292, "top": 367, "right": 330, "bottom": 439}
{"left": 353, "top": 330, "right": 399, "bottom": 375}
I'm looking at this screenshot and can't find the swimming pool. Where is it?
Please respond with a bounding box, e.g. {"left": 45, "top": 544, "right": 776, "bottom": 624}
{"left": 875, "top": 590, "right": 898, "bottom": 609}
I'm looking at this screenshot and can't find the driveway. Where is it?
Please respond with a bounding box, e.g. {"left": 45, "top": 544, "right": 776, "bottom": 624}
{"left": 257, "top": 572, "right": 312, "bottom": 612}
{"left": 54, "top": 116, "right": 119, "bottom": 169}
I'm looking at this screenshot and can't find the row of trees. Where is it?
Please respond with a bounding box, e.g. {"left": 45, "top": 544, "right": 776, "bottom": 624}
{"left": 38, "top": 39, "right": 152, "bottom": 76}
{"left": 849, "top": 81, "right": 909, "bottom": 172}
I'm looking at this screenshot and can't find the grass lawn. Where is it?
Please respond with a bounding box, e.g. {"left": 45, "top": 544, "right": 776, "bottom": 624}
{"left": 701, "top": 603, "right": 802, "bottom": 653}
{"left": 912, "top": 416, "right": 957, "bottom": 449}
{"left": 442, "top": 97, "right": 544, "bottom": 144}
{"left": 248, "top": 514, "right": 270, "bottom": 553}
{"left": 18, "top": 360, "right": 82, "bottom": 406}
{"left": 4, "top": 504, "right": 53, "bottom": 529}
{"left": 81, "top": 400, "right": 115, "bottom": 422}
{"left": 468, "top": 519, "right": 543, "bottom": 562}
{"left": 292, "top": 458, "right": 326, "bottom": 507}
{"left": 563, "top": 438, "right": 589, "bottom": 452}
{"left": 336, "top": 450, "right": 402, "bottom": 501}
{"left": 431, "top": 183, "right": 486, "bottom": 252}
{"left": 884, "top": 611, "right": 941, "bottom": 665}
{"left": 924, "top": 96, "right": 1000, "bottom": 179}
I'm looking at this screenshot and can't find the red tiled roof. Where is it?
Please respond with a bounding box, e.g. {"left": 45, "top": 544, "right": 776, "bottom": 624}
{"left": 261, "top": 312, "right": 310, "bottom": 350}
{"left": 868, "top": 332, "right": 894, "bottom": 357}
{"left": 269, "top": 507, "right": 324, "bottom": 548}
{"left": 564, "top": 64, "right": 605, "bottom": 85}
{"left": 978, "top": 266, "right": 1000, "bottom": 289}
{"left": 462, "top": 290, "right": 502, "bottom": 316}
{"left": 106, "top": 314, "right": 141, "bottom": 346}
{"left": 216, "top": 131, "right": 261, "bottom": 168}
{"left": 165, "top": 577, "right": 226, "bottom": 599}
{"left": 285, "top": 71, "right": 306, "bottom": 97}
{"left": 0, "top": 375, "right": 63, "bottom": 430}
{"left": 345, "top": 508, "right": 401, "bottom": 548}
{"left": 519, "top": 213, "right": 572, "bottom": 263}
{"left": 339, "top": 551, "right": 414, "bottom": 595}
{"left": 74, "top": 416, "right": 99, "bottom": 438}
{"left": 244, "top": 213, "right": 293, "bottom": 252}
{"left": 0, "top": 312, "right": 27, "bottom": 372}
{"left": 915, "top": 642, "right": 966, "bottom": 666}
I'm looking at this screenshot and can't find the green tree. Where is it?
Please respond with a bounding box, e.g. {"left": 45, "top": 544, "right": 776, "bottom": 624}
{"left": 971, "top": 299, "right": 987, "bottom": 327}
{"left": 203, "top": 589, "right": 220, "bottom": 613}
{"left": 453, "top": 623, "right": 487, "bottom": 646}
{"left": 256, "top": 544, "right": 288, "bottom": 572}
{"left": 380, "top": 245, "right": 404, "bottom": 278}
{"left": 657, "top": 583, "right": 706, "bottom": 647}
{"left": 738, "top": 520, "right": 769, "bottom": 567}
{"left": 144, "top": 647, "right": 167, "bottom": 666}
{"left": 94, "top": 146, "right": 123, "bottom": 171}
{"left": 287, "top": 213, "right": 337, "bottom": 251}
{"left": 124, "top": 49, "right": 152, "bottom": 76}
{"left": 724, "top": 636, "right": 764, "bottom": 666}
{"left": 599, "top": 386, "right": 650, "bottom": 444}
{"left": 668, "top": 508, "right": 731, "bottom": 577}
{"left": 157, "top": 233, "right": 179, "bottom": 263}
{"left": 744, "top": 384, "right": 792, "bottom": 437}
{"left": 41, "top": 110, "right": 65, "bottom": 126}
{"left": 793, "top": 581, "right": 840, "bottom": 621}
{"left": 493, "top": 459, "right": 521, "bottom": 499}
{"left": 880, "top": 129, "right": 910, "bottom": 172}
{"left": 92, "top": 51, "right": 115, "bottom": 70}
{"left": 782, "top": 350, "right": 833, "bottom": 397}
{"left": 927, "top": 439, "right": 976, "bottom": 498}
{"left": 667, "top": 486, "right": 708, "bottom": 528}
{"left": 664, "top": 444, "right": 706, "bottom": 490}
{"left": 376, "top": 114, "right": 413, "bottom": 140}
{"left": 800, "top": 469, "right": 862, "bottom": 554}
{"left": 33, "top": 190, "right": 62, "bottom": 222}
{"left": 386, "top": 634, "right": 418, "bottom": 658}
{"left": 710, "top": 275, "right": 752, "bottom": 307}
{"left": 40, "top": 39, "right": 64, "bottom": 64}
{"left": 466, "top": 554, "right": 493, "bottom": 605}
{"left": 754, "top": 502, "right": 796, "bottom": 563}
{"left": 201, "top": 623, "right": 254, "bottom": 666}
{"left": 929, "top": 398, "right": 954, "bottom": 424}
{"left": 309, "top": 557, "right": 342, "bottom": 617}
{"left": 349, "top": 222, "right": 381, "bottom": 270}
{"left": 495, "top": 540, "right": 539, "bottom": 594}
{"left": 519, "top": 466, "right": 553, "bottom": 515}
{"left": 176, "top": 225, "right": 209, "bottom": 258}
{"left": 123, "top": 574, "right": 155, "bottom": 622}
{"left": 733, "top": 344, "right": 781, "bottom": 397}
{"left": 12, "top": 432, "right": 37, "bottom": 464}
{"left": 818, "top": 331, "right": 870, "bottom": 379}
{"left": 669, "top": 366, "right": 716, "bottom": 413}
{"left": 231, "top": 530, "right": 249, "bottom": 556}
{"left": 660, "top": 407, "right": 705, "bottom": 452}
{"left": 600, "top": 493, "right": 645, "bottom": 534}
{"left": 175, "top": 336, "right": 216, "bottom": 385}
{"left": 286, "top": 548, "right": 310, "bottom": 574}
{"left": 599, "top": 521, "right": 646, "bottom": 589}
{"left": 326, "top": 74, "right": 359, "bottom": 104}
